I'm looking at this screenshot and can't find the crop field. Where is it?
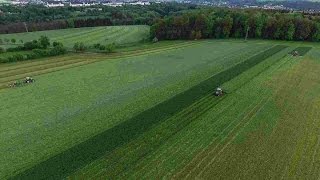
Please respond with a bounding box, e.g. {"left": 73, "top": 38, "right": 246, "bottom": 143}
{"left": 0, "top": 25, "right": 149, "bottom": 49}
{"left": 0, "top": 39, "right": 319, "bottom": 179}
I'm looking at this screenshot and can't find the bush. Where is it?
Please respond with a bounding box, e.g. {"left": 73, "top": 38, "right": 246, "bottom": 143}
{"left": 0, "top": 41, "right": 67, "bottom": 64}
{"left": 39, "top": 36, "right": 50, "bottom": 49}
{"left": 49, "top": 45, "right": 67, "bottom": 56}
{"left": 32, "top": 49, "right": 48, "bottom": 56}
{"left": 25, "top": 53, "right": 39, "bottom": 60}
{"left": 0, "top": 57, "right": 8, "bottom": 63}
{"left": 52, "top": 41, "right": 63, "bottom": 47}
{"left": 152, "top": 37, "right": 158, "bottom": 43}
{"left": 73, "top": 42, "right": 86, "bottom": 52}
{"left": 7, "top": 54, "right": 24, "bottom": 62}
{"left": 11, "top": 38, "right": 16, "bottom": 44}
{"left": 99, "top": 45, "right": 106, "bottom": 50}
{"left": 105, "top": 43, "right": 116, "bottom": 53}
{"left": 0, "top": 47, "right": 5, "bottom": 53}
{"left": 24, "top": 40, "right": 41, "bottom": 50}
{"left": 93, "top": 43, "right": 101, "bottom": 49}
{"left": 6, "top": 46, "right": 24, "bottom": 52}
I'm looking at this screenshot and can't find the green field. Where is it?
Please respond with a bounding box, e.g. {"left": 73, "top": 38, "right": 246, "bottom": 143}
{"left": 0, "top": 25, "right": 150, "bottom": 49}
{"left": 0, "top": 39, "right": 319, "bottom": 179}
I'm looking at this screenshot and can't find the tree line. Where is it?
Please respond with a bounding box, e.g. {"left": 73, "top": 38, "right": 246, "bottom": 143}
{"left": 151, "top": 9, "right": 320, "bottom": 42}
{"left": 0, "top": 3, "right": 195, "bottom": 34}
{"left": 2, "top": 3, "right": 320, "bottom": 42}
{"left": 0, "top": 36, "right": 66, "bottom": 63}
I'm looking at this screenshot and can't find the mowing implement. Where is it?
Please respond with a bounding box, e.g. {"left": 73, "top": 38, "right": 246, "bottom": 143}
{"left": 9, "top": 77, "right": 35, "bottom": 88}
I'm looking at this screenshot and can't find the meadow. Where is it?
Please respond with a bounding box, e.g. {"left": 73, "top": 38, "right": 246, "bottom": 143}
{"left": 0, "top": 25, "right": 150, "bottom": 49}
{"left": 0, "top": 39, "right": 319, "bottom": 179}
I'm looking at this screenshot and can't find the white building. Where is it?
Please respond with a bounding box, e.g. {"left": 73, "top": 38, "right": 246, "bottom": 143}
{"left": 46, "top": 1, "right": 65, "bottom": 7}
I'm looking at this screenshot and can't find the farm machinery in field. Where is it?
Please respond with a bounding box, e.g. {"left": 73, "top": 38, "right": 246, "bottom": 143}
{"left": 9, "top": 77, "right": 35, "bottom": 88}
{"left": 215, "top": 87, "right": 224, "bottom": 96}
{"left": 291, "top": 50, "right": 300, "bottom": 57}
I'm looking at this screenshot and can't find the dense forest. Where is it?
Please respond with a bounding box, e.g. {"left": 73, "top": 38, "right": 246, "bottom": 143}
{"left": 0, "top": 3, "right": 196, "bottom": 33}
{"left": 1, "top": 3, "right": 320, "bottom": 42}
{"left": 151, "top": 8, "right": 320, "bottom": 41}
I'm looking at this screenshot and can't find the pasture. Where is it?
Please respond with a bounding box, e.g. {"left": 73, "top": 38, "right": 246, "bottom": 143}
{"left": 0, "top": 25, "right": 150, "bottom": 49}
{"left": 0, "top": 39, "right": 319, "bottom": 179}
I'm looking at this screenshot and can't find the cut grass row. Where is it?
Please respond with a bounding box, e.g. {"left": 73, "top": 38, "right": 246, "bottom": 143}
{"left": 11, "top": 45, "right": 287, "bottom": 179}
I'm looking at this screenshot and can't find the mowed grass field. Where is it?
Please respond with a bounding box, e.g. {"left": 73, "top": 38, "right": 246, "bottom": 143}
{"left": 0, "top": 39, "right": 319, "bottom": 179}
{"left": 0, "top": 25, "right": 149, "bottom": 49}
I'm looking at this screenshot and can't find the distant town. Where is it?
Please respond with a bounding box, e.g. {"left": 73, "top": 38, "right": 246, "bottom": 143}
{"left": 2, "top": 0, "right": 320, "bottom": 13}
{"left": 8, "top": 0, "right": 154, "bottom": 7}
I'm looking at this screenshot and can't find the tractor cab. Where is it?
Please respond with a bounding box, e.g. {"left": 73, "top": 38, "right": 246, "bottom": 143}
{"left": 292, "top": 50, "right": 299, "bottom": 57}
{"left": 215, "top": 87, "right": 224, "bottom": 96}
{"left": 25, "top": 77, "right": 35, "bottom": 83}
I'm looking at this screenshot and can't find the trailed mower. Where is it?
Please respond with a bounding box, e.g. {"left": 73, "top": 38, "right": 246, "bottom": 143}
{"left": 9, "top": 77, "right": 35, "bottom": 88}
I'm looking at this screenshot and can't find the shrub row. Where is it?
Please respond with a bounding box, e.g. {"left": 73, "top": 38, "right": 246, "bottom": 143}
{"left": 75, "top": 42, "right": 116, "bottom": 53}
{"left": 0, "top": 46, "right": 66, "bottom": 63}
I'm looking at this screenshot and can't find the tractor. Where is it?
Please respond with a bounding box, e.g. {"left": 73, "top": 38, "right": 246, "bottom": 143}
{"left": 215, "top": 87, "right": 224, "bottom": 96}
{"left": 25, "top": 77, "right": 35, "bottom": 83}
{"left": 9, "top": 77, "right": 35, "bottom": 88}
{"left": 291, "top": 50, "right": 299, "bottom": 57}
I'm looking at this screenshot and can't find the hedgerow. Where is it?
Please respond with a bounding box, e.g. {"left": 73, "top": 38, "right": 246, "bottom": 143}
{"left": 12, "top": 45, "right": 287, "bottom": 179}
{"left": 0, "top": 46, "right": 67, "bottom": 63}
